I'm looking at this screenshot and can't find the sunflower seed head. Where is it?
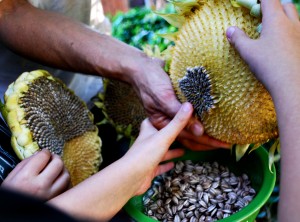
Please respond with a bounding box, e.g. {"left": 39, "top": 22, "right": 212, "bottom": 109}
{"left": 21, "top": 76, "right": 94, "bottom": 156}
{"left": 178, "top": 66, "right": 218, "bottom": 120}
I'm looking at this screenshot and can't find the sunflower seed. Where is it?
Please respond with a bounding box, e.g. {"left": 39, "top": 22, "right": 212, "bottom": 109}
{"left": 199, "top": 215, "right": 206, "bottom": 221}
{"left": 149, "top": 204, "right": 158, "bottom": 210}
{"left": 147, "top": 210, "right": 153, "bottom": 216}
{"left": 186, "top": 211, "right": 194, "bottom": 218}
{"left": 174, "top": 214, "right": 180, "bottom": 222}
{"left": 143, "top": 160, "right": 256, "bottom": 221}
{"left": 143, "top": 197, "right": 151, "bottom": 205}
{"left": 179, "top": 210, "right": 185, "bottom": 219}
{"left": 172, "top": 206, "right": 177, "bottom": 215}
{"left": 188, "top": 204, "right": 196, "bottom": 211}
{"left": 211, "top": 208, "right": 217, "bottom": 217}
{"left": 207, "top": 204, "right": 216, "bottom": 212}
{"left": 216, "top": 210, "right": 224, "bottom": 219}
{"left": 172, "top": 196, "right": 179, "bottom": 205}
{"left": 190, "top": 216, "right": 197, "bottom": 222}
{"left": 165, "top": 198, "right": 172, "bottom": 205}
{"left": 199, "top": 200, "right": 207, "bottom": 208}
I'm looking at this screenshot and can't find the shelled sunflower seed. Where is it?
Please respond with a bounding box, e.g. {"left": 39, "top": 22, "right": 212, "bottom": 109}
{"left": 143, "top": 160, "right": 256, "bottom": 222}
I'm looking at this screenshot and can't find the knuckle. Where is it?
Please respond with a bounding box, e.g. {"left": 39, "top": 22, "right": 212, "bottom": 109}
{"left": 175, "top": 111, "right": 188, "bottom": 123}
{"left": 64, "top": 171, "right": 71, "bottom": 181}
{"left": 38, "top": 149, "right": 51, "bottom": 159}
{"left": 52, "top": 153, "right": 62, "bottom": 161}
{"left": 53, "top": 158, "right": 64, "bottom": 170}
{"left": 36, "top": 181, "right": 48, "bottom": 191}
{"left": 48, "top": 155, "right": 64, "bottom": 171}
{"left": 152, "top": 57, "right": 165, "bottom": 67}
{"left": 19, "top": 168, "right": 33, "bottom": 180}
{"left": 159, "top": 90, "right": 174, "bottom": 102}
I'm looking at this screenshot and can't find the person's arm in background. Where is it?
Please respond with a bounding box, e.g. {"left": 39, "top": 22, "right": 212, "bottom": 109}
{"left": 49, "top": 103, "right": 192, "bottom": 221}
{"left": 0, "top": 0, "right": 229, "bottom": 151}
{"left": 1, "top": 149, "right": 70, "bottom": 200}
{"left": 226, "top": 0, "right": 300, "bottom": 220}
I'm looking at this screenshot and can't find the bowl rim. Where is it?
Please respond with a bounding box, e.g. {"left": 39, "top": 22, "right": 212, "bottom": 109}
{"left": 124, "top": 147, "right": 276, "bottom": 222}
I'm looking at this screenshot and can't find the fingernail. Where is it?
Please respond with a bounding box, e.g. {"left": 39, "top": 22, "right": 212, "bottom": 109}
{"left": 226, "top": 26, "right": 235, "bottom": 41}
{"left": 191, "top": 123, "right": 203, "bottom": 136}
{"left": 182, "top": 102, "right": 192, "bottom": 112}
{"left": 41, "top": 148, "right": 51, "bottom": 154}
{"left": 33, "top": 149, "right": 42, "bottom": 155}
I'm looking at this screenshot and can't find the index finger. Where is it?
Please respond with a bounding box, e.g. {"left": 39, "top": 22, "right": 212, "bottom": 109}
{"left": 24, "top": 149, "right": 52, "bottom": 175}
{"left": 40, "top": 153, "right": 64, "bottom": 183}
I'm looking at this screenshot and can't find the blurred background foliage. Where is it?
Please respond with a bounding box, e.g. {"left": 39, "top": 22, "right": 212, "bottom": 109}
{"left": 111, "top": 4, "right": 176, "bottom": 51}
{"left": 111, "top": 0, "right": 300, "bottom": 52}
{"left": 294, "top": 0, "right": 300, "bottom": 13}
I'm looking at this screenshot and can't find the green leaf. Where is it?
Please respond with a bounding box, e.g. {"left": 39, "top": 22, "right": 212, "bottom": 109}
{"left": 154, "top": 12, "right": 185, "bottom": 28}
{"left": 94, "top": 101, "right": 104, "bottom": 109}
{"left": 235, "top": 144, "right": 250, "bottom": 161}
{"left": 268, "top": 139, "right": 280, "bottom": 173}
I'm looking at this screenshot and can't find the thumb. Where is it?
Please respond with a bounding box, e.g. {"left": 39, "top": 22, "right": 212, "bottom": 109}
{"left": 138, "top": 118, "right": 158, "bottom": 138}
{"left": 226, "top": 26, "right": 253, "bottom": 59}
{"left": 158, "top": 102, "right": 193, "bottom": 142}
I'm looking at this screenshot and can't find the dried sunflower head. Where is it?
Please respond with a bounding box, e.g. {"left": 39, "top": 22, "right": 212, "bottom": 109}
{"left": 153, "top": 0, "right": 279, "bottom": 163}
{"left": 2, "top": 70, "right": 102, "bottom": 186}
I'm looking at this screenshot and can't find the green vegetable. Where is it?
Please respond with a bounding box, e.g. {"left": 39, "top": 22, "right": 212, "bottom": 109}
{"left": 111, "top": 5, "right": 177, "bottom": 51}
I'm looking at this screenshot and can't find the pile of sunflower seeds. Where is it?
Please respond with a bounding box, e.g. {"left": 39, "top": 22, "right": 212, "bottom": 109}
{"left": 143, "top": 160, "right": 256, "bottom": 222}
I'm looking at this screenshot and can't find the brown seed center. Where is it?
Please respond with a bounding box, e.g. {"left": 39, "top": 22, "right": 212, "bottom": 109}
{"left": 20, "top": 76, "right": 94, "bottom": 156}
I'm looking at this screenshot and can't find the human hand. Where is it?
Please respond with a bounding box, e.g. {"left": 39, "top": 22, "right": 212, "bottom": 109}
{"left": 124, "top": 102, "right": 194, "bottom": 195}
{"left": 130, "top": 56, "right": 230, "bottom": 151}
{"left": 226, "top": 0, "right": 300, "bottom": 97}
{"left": 1, "top": 149, "right": 70, "bottom": 200}
{"left": 47, "top": 104, "right": 191, "bottom": 221}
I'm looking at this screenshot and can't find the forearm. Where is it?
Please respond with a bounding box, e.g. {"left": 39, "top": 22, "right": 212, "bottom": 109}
{"left": 0, "top": 0, "right": 146, "bottom": 84}
{"left": 48, "top": 155, "right": 143, "bottom": 221}
{"left": 272, "top": 80, "right": 300, "bottom": 221}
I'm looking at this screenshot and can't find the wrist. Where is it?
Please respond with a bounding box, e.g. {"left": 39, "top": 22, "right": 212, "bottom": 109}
{"left": 123, "top": 51, "right": 152, "bottom": 87}
{"left": 121, "top": 151, "right": 153, "bottom": 195}
{"left": 93, "top": 35, "right": 150, "bottom": 85}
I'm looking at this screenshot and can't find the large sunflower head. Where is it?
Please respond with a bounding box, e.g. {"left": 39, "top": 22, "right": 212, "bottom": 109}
{"left": 2, "top": 70, "right": 102, "bottom": 186}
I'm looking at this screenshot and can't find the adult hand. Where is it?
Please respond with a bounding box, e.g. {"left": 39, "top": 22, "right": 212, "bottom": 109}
{"left": 130, "top": 56, "right": 231, "bottom": 151}
{"left": 226, "top": 0, "right": 300, "bottom": 96}
{"left": 2, "top": 149, "right": 70, "bottom": 200}
{"left": 0, "top": 0, "right": 229, "bottom": 151}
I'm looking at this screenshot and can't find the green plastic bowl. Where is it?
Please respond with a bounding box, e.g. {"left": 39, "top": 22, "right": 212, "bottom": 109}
{"left": 124, "top": 147, "right": 276, "bottom": 222}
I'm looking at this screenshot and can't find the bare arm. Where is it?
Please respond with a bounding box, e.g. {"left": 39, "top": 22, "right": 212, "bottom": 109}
{"left": 226, "top": 0, "right": 300, "bottom": 220}
{"left": 0, "top": 0, "right": 230, "bottom": 151}
{"left": 0, "top": 0, "right": 141, "bottom": 83}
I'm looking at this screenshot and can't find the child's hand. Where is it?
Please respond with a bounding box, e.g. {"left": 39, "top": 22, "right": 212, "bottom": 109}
{"left": 125, "top": 102, "right": 193, "bottom": 196}
{"left": 1, "top": 149, "right": 70, "bottom": 200}
{"left": 47, "top": 103, "right": 194, "bottom": 221}
{"left": 226, "top": 2, "right": 300, "bottom": 220}
{"left": 226, "top": 0, "right": 300, "bottom": 95}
